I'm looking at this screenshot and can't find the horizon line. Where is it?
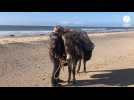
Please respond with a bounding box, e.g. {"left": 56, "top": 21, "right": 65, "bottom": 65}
{"left": 0, "top": 25, "right": 133, "bottom": 28}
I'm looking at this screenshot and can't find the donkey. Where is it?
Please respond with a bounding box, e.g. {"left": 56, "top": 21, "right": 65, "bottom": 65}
{"left": 54, "top": 25, "right": 95, "bottom": 84}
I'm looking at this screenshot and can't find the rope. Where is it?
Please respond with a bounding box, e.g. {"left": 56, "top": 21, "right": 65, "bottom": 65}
{"left": 53, "top": 58, "right": 64, "bottom": 80}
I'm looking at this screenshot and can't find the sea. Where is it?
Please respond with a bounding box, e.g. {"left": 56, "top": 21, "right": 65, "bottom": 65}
{"left": 0, "top": 25, "right": 134, "bottom": 37}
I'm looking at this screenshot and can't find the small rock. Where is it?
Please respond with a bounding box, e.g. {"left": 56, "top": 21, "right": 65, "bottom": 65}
{"left": 42, "top": 78, "right": 46, "bottom": 80}
{"left": 9, "top": 34, "right": 15, "bottom": 37}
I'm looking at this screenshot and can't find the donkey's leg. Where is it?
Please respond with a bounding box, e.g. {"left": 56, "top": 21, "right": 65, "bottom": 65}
{"left": 67, "top": 60, "right": 72, "bottom": 84}
{"left": 83, "top": 59, "right": 87, "bottom": 72}
{"left": 72, "top": 60, "right": 77, "bottom": 84}
{"left": 77, "top": 59, "right": 81, "bottom": 73}
{"left": 67, "top": 53, "right": 72, "bottom": 84}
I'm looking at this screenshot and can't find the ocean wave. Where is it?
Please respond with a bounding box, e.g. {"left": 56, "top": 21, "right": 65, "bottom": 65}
{"left": 0, "top": 31, "right": 52, "bottom": 36}
{"left": 82, "top": 28, "right": 134, "bottom": 33}
{"left": 82, "top": 28, "right": 107, "bottom": 32}
{"left": 0, "top": 28, "right": 134, "bottom": 37}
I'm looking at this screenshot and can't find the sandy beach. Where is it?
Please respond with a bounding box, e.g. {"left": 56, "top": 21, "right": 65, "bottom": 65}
{"left": 0, "top": 31, "right": 134, "bottom": 87}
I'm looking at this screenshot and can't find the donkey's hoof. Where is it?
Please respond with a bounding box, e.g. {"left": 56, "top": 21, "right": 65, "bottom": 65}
{"left": 72, "top": 80, "right": 76, "bottom": 84}
{"left": 68, "top": 80, "right": 71, "bottom": 84}
{"left": 52, "top": 83, "right": 62, "bottom": 87}
{"left": 84, "top": 69, "right": 87, "bottom": 73}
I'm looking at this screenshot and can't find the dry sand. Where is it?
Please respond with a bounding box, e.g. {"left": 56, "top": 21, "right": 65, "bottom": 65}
{"left": 0, "top": 31, "right": 134, "bottom": 87}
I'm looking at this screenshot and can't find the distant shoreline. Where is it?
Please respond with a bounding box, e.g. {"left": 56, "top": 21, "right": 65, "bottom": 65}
{"left": 0, "top": 30, "right": 134, "bottom": 38}
{"left": 0, "top": 26, "right": 134, "bottom": 37}
{"left": 0, "top": 31, "right": 133, "bottom": 44}
{"left": 88, "top": 31, "right": 134, "bottom": 37}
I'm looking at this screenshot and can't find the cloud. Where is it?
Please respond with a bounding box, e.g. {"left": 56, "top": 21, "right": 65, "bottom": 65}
{"left": 60, "top": 21, "right": 72, "bottom": 25}
{"left": 123, "top": 23, "right": 131, "bottom": 27}
{"left": 59, "top": 20, "right": 83, "bottom": 26}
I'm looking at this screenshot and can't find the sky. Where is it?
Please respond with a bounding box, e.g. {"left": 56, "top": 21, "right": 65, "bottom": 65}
{"left": 0, "top": 12, "right": 134, "bottom": 27}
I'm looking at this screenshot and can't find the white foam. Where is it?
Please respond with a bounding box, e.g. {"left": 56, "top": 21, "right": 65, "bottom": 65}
{"left": 0, "top": 31, "right": 52, "bottom": 36}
